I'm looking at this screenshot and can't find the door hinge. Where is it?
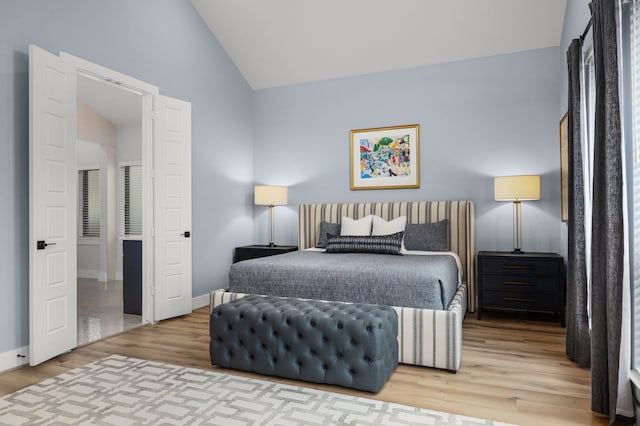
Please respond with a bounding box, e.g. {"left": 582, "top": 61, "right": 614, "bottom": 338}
{"left": 150, "top": 109, "right": 156, "bottom": 120}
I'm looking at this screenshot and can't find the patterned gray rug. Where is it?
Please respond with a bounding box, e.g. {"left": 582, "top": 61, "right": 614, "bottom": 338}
{"left": 0, "top": 355, "right": 512, "bottom": 425}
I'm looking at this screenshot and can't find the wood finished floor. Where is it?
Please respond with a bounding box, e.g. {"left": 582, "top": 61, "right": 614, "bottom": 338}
{"left": 0, "top": 309, "right": 607, "bottom": 426}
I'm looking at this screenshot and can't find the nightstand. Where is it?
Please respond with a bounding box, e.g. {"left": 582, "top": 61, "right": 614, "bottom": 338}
{"left": 233, "top": 245, "right": 298, "bottom": 263}
{"left": 477, "top": 251, "right": 565, "bottom": 326}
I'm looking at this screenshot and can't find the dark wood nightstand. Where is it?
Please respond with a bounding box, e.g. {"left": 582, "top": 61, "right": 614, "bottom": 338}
{"left": 233, "top": 245, "right": 298, "bottom": 263}
{"left": 477, "top": 251, "right": 565, "bottom": 326}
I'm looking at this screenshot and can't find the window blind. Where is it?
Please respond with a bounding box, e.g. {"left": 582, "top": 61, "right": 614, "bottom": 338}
{"left": 120, "top": 165, "right": 142, "bottom": 236}
{"left": 78, "top": 169, "right": 100, "bottom": 237}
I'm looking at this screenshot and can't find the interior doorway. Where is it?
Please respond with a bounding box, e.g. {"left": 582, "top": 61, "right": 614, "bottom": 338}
{"left": 75, "top": 74, "right": 143, "bottom": 345}
{"left": 29, "top": 45, "right": 193, "bottom": 366}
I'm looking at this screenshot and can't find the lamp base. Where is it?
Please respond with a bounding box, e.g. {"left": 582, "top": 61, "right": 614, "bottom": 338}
{"left": 511, "top": 248, "right": 525, "bottom": 255}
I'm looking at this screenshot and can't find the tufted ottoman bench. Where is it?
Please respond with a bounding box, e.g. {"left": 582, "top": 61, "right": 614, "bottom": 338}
{"left": 210, "top": 295, "right": 398, "bottom": 393}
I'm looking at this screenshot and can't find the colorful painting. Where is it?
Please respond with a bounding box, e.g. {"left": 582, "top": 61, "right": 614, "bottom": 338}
{"left": 350, "top": 124, "right": 419, "bottom": 190}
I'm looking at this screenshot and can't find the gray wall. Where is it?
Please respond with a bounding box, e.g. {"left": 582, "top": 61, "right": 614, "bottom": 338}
{"left": 0, "top": 0, "right": 254, "bottom": 353}
{"left": 253, "top": 47, "right": 563, "bottom": 256}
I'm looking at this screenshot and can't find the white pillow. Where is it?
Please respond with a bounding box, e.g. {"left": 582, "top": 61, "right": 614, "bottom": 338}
{"left": 371, "top": 215, "right": 407, "bottom": 236}
{"left": 340, "top": 215, "right": 373, "bottom": 236}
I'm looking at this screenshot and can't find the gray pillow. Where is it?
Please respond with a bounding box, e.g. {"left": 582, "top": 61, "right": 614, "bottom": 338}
{"left": 403, "top": 219, "right": 449, "bottom": 251}
{"left": 316, "top": 221, "right": 341, "bottom": 248}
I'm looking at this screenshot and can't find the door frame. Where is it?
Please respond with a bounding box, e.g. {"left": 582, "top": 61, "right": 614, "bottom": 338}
{"left": 61, "top": 52, "right": 159, "bottom": 325}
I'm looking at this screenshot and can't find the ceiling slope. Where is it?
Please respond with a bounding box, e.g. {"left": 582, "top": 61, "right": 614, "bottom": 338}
{"left": 192, "top": 0, "right": 567, "bottom": 90}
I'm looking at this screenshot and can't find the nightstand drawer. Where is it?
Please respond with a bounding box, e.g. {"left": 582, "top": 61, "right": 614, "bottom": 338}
{"left": 482, "top": 290, "right": 559, "bottom": 314}
{"left": 481, "top": 275, "right": 561, "bottom": 295}
{"left": 480, "top": 258, "right": 560, "bottom": 276}
{"left": 477, "top": 251, "right": 565, "bottom": 325}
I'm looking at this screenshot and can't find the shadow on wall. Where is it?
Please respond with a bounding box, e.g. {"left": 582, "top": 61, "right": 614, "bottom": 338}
{"left": 13, "top": 50, "right": 30, "bottom": 345}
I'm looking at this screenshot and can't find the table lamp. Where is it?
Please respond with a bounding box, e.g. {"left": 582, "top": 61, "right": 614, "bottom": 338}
{"left": 494, "top": 175, "right": 540, "bottom": 254}
{"left": 255, "top": 185, "right": 288, "bottom": 247}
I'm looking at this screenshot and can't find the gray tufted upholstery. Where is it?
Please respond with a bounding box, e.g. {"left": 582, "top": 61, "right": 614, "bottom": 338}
{"left": 210, "top": 295, "right": 398, "bottom": 393}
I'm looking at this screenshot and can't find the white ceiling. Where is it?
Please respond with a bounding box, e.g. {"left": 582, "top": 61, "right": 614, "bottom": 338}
{"left": 192, "top": 0, "right": 567, "bottom": 90}
{"left": 77, "top": 74, "right": 142, "bottom": 126}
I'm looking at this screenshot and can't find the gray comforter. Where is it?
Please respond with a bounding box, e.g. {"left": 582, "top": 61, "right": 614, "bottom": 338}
{"left": 228, "top": 251, "right": 459, "bottom": 310}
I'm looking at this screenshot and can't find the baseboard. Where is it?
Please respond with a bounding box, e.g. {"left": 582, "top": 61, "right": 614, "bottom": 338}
{"left": 192, "top": 294, "right": 210, "bottom": 310}
{"left": 97, "top": 272, "right": 107, "bottom": 282}
{"left": 115, "top": 272, "right": 123, "bottom": 281}
{"left": 0, "top": 346, "right": 29, "bottom": 372}
{"left": 78, "top": 269, "right": 98, "bottom": 279}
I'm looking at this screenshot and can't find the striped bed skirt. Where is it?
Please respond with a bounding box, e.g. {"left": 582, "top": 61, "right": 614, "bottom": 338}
{"left": 209, "top": 284, "right": 467, "bottom": 372}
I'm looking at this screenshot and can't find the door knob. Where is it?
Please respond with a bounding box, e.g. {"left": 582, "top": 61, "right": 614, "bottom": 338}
{"left": 36, "top": 240, "right": 56, "bottom": 250}
{"left": 181, "top": 231, "right": 191, "bottom": 238}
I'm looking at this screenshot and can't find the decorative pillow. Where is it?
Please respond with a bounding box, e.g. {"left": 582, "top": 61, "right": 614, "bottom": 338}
{"left": 371, "top": 215, "right": 407, "bottom": 236}
{"left": 316, "top": 221, "right": 341, "bottom": 248}
{"left": 403, "top": 220, "right": 450, "bottom": 251}
{"left": 325, "top": 232, "right": 404, "bottom": 255}
{"left": 340, "top": 215, "right": 373, "bottom": 236}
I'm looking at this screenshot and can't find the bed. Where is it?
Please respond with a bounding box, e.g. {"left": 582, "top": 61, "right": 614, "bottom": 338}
{"left": 210, "top": 200, "right": 475, "bottom": 371}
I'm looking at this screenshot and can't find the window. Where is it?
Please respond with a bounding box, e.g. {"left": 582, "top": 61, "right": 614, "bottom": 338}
{"left": 78, "top": 169, "right": 100, "bottom": 237}
{"left": 631, "top": 0, "right": 640, "bottom": 367}
{"left": 120, "top": 164, "right": 142, "bottom": 236}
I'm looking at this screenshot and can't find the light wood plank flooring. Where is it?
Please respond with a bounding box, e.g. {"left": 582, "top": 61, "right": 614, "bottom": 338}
{"left": 0, "top": 309, "right": 608, "bottom": 425}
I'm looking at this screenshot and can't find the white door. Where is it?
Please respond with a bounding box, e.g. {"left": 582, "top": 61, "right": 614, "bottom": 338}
{"left": 153, "top": 95, "right": 192, "bottom": 321}
{"left": 28, "top": 45, "right": 77, "bottom": 365}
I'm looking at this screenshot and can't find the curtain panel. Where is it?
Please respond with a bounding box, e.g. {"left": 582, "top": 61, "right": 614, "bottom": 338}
{"left": 566, "top": 38, "right": 592, "bottom": 369}
{"left": 590, "top": 0, "right": 629, "bottom": 420}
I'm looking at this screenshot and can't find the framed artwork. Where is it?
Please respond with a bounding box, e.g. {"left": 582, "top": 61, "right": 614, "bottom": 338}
{"left": 350, "top": 124, "right": 420, "bottom": 190}
{"left": 560, "top": 112, "right": 569, "bottom": 222}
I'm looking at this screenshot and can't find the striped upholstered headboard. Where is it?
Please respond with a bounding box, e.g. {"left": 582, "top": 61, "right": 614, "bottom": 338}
{"left": 298, "top": 201, "right": 476, "bottom": 311}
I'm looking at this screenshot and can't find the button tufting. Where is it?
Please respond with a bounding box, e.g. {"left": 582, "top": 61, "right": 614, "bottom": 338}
{"left": 210, "top": 295, "right": 398, "bottom": 393}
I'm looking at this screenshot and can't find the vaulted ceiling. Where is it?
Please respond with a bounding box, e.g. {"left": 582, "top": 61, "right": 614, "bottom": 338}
{"left": 191, "top": 0, "right": 567, "bottom": 90}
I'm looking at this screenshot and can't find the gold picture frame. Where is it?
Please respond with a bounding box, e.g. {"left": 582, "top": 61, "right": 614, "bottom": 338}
{"left": 560, "top": 112, "right": 569, "bottom": 222}
{"left": 350, "top": 124, "right": 420, "bottom": 190}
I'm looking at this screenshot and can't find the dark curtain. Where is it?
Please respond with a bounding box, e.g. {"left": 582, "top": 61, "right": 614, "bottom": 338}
{"left": 590, "top": 0, "right": 624, "bottom": 421}
{"left": 566, "top": 38, "right": 591, "bottom": 369}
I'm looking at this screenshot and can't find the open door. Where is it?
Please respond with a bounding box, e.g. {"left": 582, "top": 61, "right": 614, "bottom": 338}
{"left": 29, "top": 45, "right": 77, "bottom": 365}
{"left": 153, "top": 95, "right": 192, "bottom": 321}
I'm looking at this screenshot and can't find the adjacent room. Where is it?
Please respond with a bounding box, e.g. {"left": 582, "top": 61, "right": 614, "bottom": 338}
{"left": 0, "top": 0, "right": 636, "bottom": 424}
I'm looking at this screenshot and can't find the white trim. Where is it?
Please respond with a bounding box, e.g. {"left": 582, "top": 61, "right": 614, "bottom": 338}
{"left": 97, "top": 272, "right": 107, "bottom": 282}
{"left": 115, "top": 272, "right": 123, "bottom": 281}
{"left": 119, "top": 160, "right": 142, "bottom": 167}
{"left": 78, "top": 269, "right": 98, "bottom": 279}
{"left": 60, "top": 52, "right": 159, "bottom": 95}
{"left": 119, "top": 235, "right": 143, "bottom": 241}
{"left": 77, "top": 163, "right": 101, "bottom": 171}
{"left": 0, "top": 346, "right": 29, "bottom": 372}
{"left": 192, "top": 294, "right": 210, "bottom": 310}
{"left": 141, "top": 94, "right": 154, "bottom": 323}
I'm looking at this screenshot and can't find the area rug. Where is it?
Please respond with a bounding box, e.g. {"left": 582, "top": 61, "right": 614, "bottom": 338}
{"left": 0, "top": 355, "right": 512, "bottom": 425}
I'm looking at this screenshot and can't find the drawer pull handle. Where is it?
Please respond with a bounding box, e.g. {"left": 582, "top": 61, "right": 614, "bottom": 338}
{"left": 503, "top": 265, "right": 532, "bottom": 270}
{"left": 503, "top": 297, "right": 536, "bottom": 303}
{"left": 503, "top": 281, "right": 534, "bottom": 286}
